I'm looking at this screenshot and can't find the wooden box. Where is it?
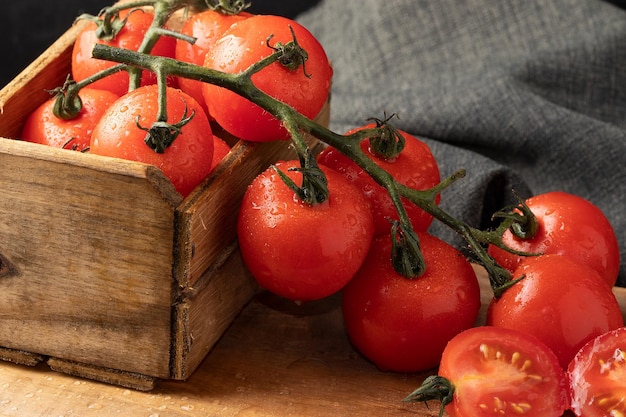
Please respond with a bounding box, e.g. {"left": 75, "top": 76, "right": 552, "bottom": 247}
{"left": 0, "top": 18, "right": 328, "bottom": 391}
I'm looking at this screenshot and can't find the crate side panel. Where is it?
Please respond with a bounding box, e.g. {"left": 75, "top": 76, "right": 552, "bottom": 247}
{"left": 0, "top": 150, "right": 174, "bottom": 377}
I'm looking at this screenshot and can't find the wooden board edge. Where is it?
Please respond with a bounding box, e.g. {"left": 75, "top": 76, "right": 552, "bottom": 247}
{"left": 47, "top": 357, "right": 157, "bottom": 392}
{"left": 0, "top": 347, "right": 44, "bottom": 367}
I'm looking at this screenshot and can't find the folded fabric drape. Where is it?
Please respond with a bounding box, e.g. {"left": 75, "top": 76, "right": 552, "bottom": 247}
{"left": 298, "top": 0, "right": 626, "bottom": 286}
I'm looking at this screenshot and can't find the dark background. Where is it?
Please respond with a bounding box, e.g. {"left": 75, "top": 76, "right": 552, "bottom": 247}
{"left": 1, "top": 0, "right": 320, "bottom": 88}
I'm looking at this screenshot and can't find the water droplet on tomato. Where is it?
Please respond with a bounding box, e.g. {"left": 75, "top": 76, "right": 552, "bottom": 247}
{"left": 119, "top": 105, "right": 129, "bottom": 113}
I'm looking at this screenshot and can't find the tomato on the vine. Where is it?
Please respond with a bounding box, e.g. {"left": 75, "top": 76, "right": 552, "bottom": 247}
{"left": 341, "top": 232, "right": 480, "bottom": 373}
{"left": 72, "top": 8, "right": 177, "bottom": 97}
{"left": 318, "top": 124, "right": 441, "bottom": 236}
{"left": 405, "top": 326, "right": 569, "bottom": 417}
{"left": 175, "top": 9, "right": 253, "bottom": 114}
{"left": 90, "top": 85, "right": 214, "bottom": 197}
{"left": 237, "top": 160, "right": 374, "bottom": 302}
{"left": 567, "top": 326, "right": 626, "bottom": 417}
{"left": 488, "top": 191, "right": 620, "bottom": 287}
{"left": 20, "top": 88, "right": 119, "bottom": 151}
{"left": 487, "top": 254, "right": 624, "bottom": 369}
{"left": 202, "top": 15, "right": 332, "bottom": 142}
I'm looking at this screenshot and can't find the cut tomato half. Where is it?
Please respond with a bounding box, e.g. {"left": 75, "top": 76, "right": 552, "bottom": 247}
{"left": 568, "top": 326, "right": 626, "bottom": 417}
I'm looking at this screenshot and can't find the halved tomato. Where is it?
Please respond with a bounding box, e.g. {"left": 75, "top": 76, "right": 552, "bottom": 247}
{"left": 405, "top": 326, "right": 569, "bottom": 417}
{"left": 567, "top": 326, "right": 626, "bottom": 417}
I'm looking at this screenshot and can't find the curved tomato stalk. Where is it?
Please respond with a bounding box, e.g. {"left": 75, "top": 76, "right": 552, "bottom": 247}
{"left": 50, "top": 76, "right": 83, "bottom": 120}
{"left": 404, "top": 375, "right": 453, "bottom": 417}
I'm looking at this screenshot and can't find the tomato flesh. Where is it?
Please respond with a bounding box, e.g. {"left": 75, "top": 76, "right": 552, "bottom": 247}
{"left": 439, "top": 327, "right": 569, "bottom": 417}
{"left": 568, "top": 327, "right": 626, "bottom": 417}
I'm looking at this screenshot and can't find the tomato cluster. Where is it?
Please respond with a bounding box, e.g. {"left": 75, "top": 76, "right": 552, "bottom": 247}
{"left": 18, "top": 5, "right": 332, "bottom": 198}
{"left": 403, "top": 192, "right": 623, "bottom": 417}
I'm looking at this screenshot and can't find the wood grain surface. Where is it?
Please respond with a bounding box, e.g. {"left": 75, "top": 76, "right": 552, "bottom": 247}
{"left": 0, "top": 266, "right": 624, "bottom": 417}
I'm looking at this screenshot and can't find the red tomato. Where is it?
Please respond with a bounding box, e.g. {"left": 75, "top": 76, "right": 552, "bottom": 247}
{"left": 209, "top": 135, "right": 231, "bottom": 172}
{"left": 318, "top": 124, "right": 440, "bottom": 236}
{"left": 202, "top": 15, "right": 332, "bottom": 142}
{"left": 72, "top": 8, "right": 177, "bottom": 96}
{"left": 567, "top": 327, "right": 626, "bottom": 417}
{"left": 341, "top": 232, "right": 480, "bottom": 372}
{"left": 405, "top": 326, "right": 569, "bottom": 417}
{"left": 90, "top": 85, "right": 214, "bottom": 197}
{"left": 21, "top": 88, "right": 119, "bottom": 151}
{"left": 487, "top": 254, "right": 624, "bottom": 369}
{"left": 237, "top": 160, "right": 375, "bottom": 301}
{"left": 488, "top": 191, "right": 620, "bottom": 287}
{"left": 175, "top": 9, "right": 252, "bottom": 114}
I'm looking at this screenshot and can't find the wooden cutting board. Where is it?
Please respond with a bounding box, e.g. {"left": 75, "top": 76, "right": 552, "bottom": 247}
{"left": 0, "top": 265, "right": 624, "bottom": 417}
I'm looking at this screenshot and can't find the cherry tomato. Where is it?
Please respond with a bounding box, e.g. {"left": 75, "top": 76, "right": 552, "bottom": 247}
{"left": 209, "top": 135, "right": 231, "bottom": 172}
{"left": 202, "top": 15, "right": 332, "bottom": 142}
{"left": 20, "top": 88, "right": 119, "bottom": 151}
{"left": 567, "top": 326, "right": 626, "bottom": 417}
{"left": 487, "top": 254, "right": 624, "bottom": 369}
{"left": 175, "top": 9, "right": 252, "bottom": 114}
{"left": 488, "top": 191, "right": 620, "bottom": 287}
{"left": 341, "top": 232, "right": 480, "bottom": 372}
{"left": 237, "top": 160, "right": 375, "bottom": 301}
{"left": 90, "top": 85, "right": 214, "bottom": 197}
{"left": 72, "top": 8, "right": 177, "bottom": 97}
{"left": 405, "top": 326, "right": 569, "bottom": 417}
{"left": 318, "top": 124, "right": 441, "bottom": 236}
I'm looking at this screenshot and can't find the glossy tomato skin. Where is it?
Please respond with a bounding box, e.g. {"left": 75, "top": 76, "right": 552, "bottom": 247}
{"left": 175, "top": 9, "right": 252, "bottom": 114}
{"left": 341, "top": 232, "right": 480, "bottom": 372}
{"left": 202, "top": 15, "right": 332, "bottom": 142}
{"left": 488, "top": 191, "right": 620, "bottom": 287}
{"left": 21, "top": 88, "right": 119, "bottom": 151}
{"left": 237, "top": 160, "right": 375, "bottom": 302}
{"left": 318, "top": 124, "right": 441, "bottom": 236}
{"left": 487, "top": 254, "right": 624, "bottom": 369}
{"left": 439, "top": 326, "right": 569, "bottom": 417}
{"left": 72, "top": 9, "right": 177, "bottom": 97}
{"left": 90, "top": 85, "right": 214, "bottom": 197}
{"left": 567, "top": 327, "right": 626, "bottom": 417}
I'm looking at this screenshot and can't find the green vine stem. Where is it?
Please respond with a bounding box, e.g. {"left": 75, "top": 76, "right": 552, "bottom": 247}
{"left": 90, "top": 42, "right": 537, "bottom": 297}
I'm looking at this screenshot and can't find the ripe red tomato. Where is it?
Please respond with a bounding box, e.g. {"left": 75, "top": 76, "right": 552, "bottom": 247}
{"left": 202, "top": 15, "right": 332, "bottom": 142}
{"left": 318, "top": 124, "right": 441, "bottom": 236}
{"left": 237, "top": 160, "right": 375, "bottom": 301}
{"left": 487, "top": 254, "right": 624, "bottom": 369}
{"left": 175, "top": 9, "right": 252, "bottom": 114}
{"left": 72, "top": 8, "right": 177, "bottom": 97}
{"left": 567, "top": 326, "right": 626, "bottom": 417}
{"left": 341, "top": 232, "right": 480, "bottom": 372}
{"left": 20, "top": 88, "right": 119, "bottom": 151}
{"left": 209, "top": 134, "right": 231, "bottom": 172}
{"left": 90, "top": 85, "right": 214, "bottom": 197}
{"left": 405, "top": 326, "right": 569, "bottom": 417}
{"left": 488, "top": 191, "right": 620, "bottom": 287}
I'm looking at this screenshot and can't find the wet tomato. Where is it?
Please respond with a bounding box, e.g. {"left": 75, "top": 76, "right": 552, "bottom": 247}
{"left": 405, "top": 326, "right": 569, "bottom": 417}
{"left": 72, "top": 8, "right": 177, "bottom": 96}
{"left": 175, "top": 9, "right": 252, "bottom": 114}
{"left": 488, "top": 191, "right": 620, "bottom": 287}
{"left": 202, "top": 15, "right": 332, "bottom": 142}
{"left": 90, "top": 85, "right": 214, "bottom": 197}
{"left": 20, "top": 88, "right": 119, "bottom": 151}
{"left": 567, "top": 326, "right": 626, "bottom": 417}
{"left": 342, "top": 232, "right": 480, "bottom": 372}
{"left": 318, "top": 124, "right": 440, "bottom": 235}
{"left": 487, "top": 254, "right": 624, "bottom": 369}
{"left": 237, "top": 160, "right": 374, "bottom": 302}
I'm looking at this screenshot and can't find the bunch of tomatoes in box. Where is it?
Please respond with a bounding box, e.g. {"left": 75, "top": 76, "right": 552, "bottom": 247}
{"left": 17, "top": 2, "right": 625, "bottom": 416}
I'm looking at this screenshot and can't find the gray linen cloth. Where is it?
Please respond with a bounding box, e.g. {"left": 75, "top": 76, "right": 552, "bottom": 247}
{"left": 297, "top": 0, "right": 626, "bottom": 286}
